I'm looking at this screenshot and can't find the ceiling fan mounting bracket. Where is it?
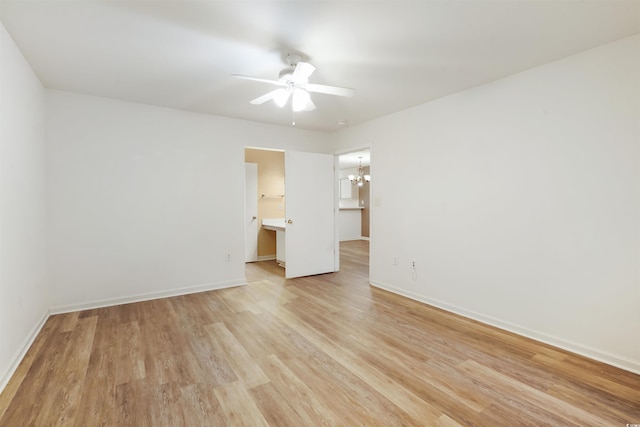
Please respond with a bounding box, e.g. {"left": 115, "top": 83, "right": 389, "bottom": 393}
{"left": 285, "top": 53, "right": 303, "bottom": 66}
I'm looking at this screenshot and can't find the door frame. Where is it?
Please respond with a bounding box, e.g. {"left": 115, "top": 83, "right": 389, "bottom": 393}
{"left": 244, "top": 162, "right": 258, "bottom": 262}
{"left": 335, "top": 145, "right": 372, "bottom": 277}
{"left": 243, "top": 146, "right": 340, "bottom": 276}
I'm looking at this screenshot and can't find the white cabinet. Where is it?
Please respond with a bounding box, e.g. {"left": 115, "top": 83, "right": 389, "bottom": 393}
{"left": 339, "top": 208, "right": 363, "bottom": 241}
{"left": 262, "top": 219, "right": 286, "bottom": 267}
{"left": 340, "top": 178, "right": 352, "bottom": 199}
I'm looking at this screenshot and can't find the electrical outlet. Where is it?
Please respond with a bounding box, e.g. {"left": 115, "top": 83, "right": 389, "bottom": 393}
{"left": 226, "top": 253, "right": 232, "bottom": 262}
{"left": 411, "top": 259, "right": 416, "bottom": 269}
{"left": 393, "top": 257, "right": 398, "bottom": 266}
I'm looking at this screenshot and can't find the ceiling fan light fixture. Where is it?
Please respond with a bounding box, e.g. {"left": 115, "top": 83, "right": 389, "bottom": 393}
{"left": 292, "top": 89, "right": 310, "bottom": 112}
{"left": 272, "top": 88, "right": 290, "bottom": 107}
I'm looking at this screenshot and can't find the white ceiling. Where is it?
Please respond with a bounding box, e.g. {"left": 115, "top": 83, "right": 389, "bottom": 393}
{"left": 1, "top": 1, "right": 638, "bottom": 132}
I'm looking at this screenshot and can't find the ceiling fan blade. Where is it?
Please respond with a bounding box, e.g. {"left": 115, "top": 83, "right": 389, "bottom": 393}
{"left": 306, "top": 83, "right": 355, "bottom": 97}
{"left": 292, "top": 89, "right": 311, "bottom": 112}
{"left": 291, "top": 61, "right": 316, "bottom": 83}
{"left": 232, "top": 74, "right": 285, "bottom": 86}
{"left": 250, "top": 90, "right": 281, "bottom": 105}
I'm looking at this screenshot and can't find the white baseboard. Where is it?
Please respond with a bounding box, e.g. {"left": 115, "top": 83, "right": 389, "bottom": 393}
{"left": 257, "top": 255, "right": 276, "bottom": 261}
{"left": 370, "top": 279, "right": 640, "bottom": 375}
{"left": 49, "top": 278, "right": 246, "bottom": 315}
{"left": 0, "top": 310, "right": 49, "bottom": 394}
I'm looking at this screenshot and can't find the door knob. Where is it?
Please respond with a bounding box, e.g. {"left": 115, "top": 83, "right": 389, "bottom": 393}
{"left": 287, "top": 219, "right": 293, "bottom": 224}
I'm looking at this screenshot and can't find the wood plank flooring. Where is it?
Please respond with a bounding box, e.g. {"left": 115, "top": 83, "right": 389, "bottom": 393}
{"left": 1, "top": 239, "right": 639, "bottom": 425}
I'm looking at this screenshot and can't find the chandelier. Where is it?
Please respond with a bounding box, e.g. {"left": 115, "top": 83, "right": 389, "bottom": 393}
{"left": 348, "top": 157, "right": 370, "bottom": 187}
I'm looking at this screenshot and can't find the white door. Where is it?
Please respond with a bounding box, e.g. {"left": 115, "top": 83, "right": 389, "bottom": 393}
{"left": 285, "top": 151, "right": 336, "bottom": 278}
{"left": 244, "top": 162, "right": 258, "bottom": 262}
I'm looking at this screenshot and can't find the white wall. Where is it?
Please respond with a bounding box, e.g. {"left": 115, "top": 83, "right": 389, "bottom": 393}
{"left": 335, "top": 35, "right": 640, "bottom": 373}
{"left": 0, "top": 22, "right": 48, "bottom": 390}
{"left": 46, "top": 90, "right": 331, "bottom": 312}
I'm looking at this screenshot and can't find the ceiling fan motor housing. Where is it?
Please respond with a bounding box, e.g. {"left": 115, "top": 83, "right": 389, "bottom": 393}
{"left": 278, "top": 67, "right": 295, "bottom": 82}
{"left": 278, "top": 53, "right": 305, "bottom": 82}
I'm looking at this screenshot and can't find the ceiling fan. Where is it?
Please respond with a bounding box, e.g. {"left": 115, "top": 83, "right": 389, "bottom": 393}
{"left": 232, "top": 54, "right": 355, "bottom": 114}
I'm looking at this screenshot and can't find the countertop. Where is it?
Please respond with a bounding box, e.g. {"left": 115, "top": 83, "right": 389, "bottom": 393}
{"left": 262, "top": 218, "right": 286, "bottom": 231}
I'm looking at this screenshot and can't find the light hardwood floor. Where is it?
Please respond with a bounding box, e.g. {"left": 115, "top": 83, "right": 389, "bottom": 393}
{"left": 1, "top": 240, "right": 639, "bottom": 426}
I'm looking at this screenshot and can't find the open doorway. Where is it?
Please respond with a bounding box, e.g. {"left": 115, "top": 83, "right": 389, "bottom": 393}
{"left": 244, "top": 148, "right": 285, "bottom": 264}
{"left": 245, "top": 147, "right": 286, "bottom": 282}
{"left": 337, "top": 149, "right": 371, "bottom": 241}
{"left": 244, "top": 147, "right": 338, "bottom": 281}
{"left": 337, "top": 149, "right": 371, "bottom": 280}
